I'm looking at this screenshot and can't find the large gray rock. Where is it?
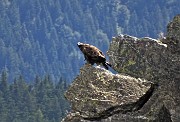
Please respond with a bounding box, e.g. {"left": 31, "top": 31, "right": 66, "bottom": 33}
{"left": 108, "top": 35, "right": 168, "bottom": 81}
{"left": 107, "top": 15, "right": 180, "bottom": 121}
{"left": 63, "top": 64, "right": 154, "bottom": 121}
{"left": 165, "top": 14, "right": 180, "bottom": 53}
{"left": 62, "top": 15, "right": 180, "bottom": 122}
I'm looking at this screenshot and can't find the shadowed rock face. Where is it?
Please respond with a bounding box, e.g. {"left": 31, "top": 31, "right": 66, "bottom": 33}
{"left": 108, "top": 35, "right": 168, "bottom": 81}
{"left": 165, "top": 15, "right": 180, "bottom": 53}
{"left": 62, "top": 15, "right": 180, "bottom": 122}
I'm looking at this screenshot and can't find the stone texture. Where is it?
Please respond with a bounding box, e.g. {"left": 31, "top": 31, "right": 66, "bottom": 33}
{"left": 62, "top": 15, "right": 180, "bottom": 122}
{"left": 165, "top": 14, "right": 180, "bottom": 53}
{"left": 107, "top": 35, "right": 168, "bottom": 81}
{"left": 107, "top": 15, "right": 180, "bottom": 121}
{"left": 64, "top": 64, "right": 153, "bottom": 120}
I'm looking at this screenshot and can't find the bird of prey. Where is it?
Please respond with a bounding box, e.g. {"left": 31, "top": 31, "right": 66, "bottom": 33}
{"left": 77, "top": 42, "right": 111, "bottom": 70}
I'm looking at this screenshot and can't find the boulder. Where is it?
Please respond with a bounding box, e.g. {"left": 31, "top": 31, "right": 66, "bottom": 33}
{"left": 62, "top": 15, "right": 180, "bottom": 122}
{"left": 63, "top": 64, "right": 154, "bottom": 121}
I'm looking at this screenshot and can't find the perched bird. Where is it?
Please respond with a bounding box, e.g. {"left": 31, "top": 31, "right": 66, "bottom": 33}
{"left": 77, "top": 42, "right": 111, "bottom": 70}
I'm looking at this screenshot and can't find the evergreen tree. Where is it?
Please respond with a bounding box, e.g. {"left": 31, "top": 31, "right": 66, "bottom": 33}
{"left": 0, "top": 69, "right": 8, "bottom": 94}
{"left": 35, "top": 109, "right": 44, "bottom": 122}
{"left": 0, "top": 74, "right": 69, "bottom": 122}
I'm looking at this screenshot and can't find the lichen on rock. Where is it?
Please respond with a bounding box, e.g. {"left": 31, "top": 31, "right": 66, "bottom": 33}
{"left": 107, "top": 34, "right": 168, "bottom": 81}
{"left": 165, "top": 15, "right": 180, "bottom": 53}
{"left": 64, "top": 64, "right": 153, "bottom": 120}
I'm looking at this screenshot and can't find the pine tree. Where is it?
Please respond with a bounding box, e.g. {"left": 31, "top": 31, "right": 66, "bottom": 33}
{"left": 35, "top": 109, "right": 44, "bottom": 122}
{"left": 0, "top": 69, "right": 8, "bottom": 94}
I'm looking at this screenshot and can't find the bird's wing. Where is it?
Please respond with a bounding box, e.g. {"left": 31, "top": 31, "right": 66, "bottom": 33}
{"left": 84, "top": 45, "right": 105, "bottom": 59}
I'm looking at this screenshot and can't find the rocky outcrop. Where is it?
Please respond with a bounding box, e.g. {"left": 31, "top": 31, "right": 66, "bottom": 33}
{"left": 63, "top": 65, "right": 155, "bottom": 121}
{"left": 62, "top": 15, "right": 180, "bottom": 122}
{"left": 165, "top": 15, "right": 180, "bottom": 53}
{"left": 108, "top": 35, "right": 168, "bottom": 82}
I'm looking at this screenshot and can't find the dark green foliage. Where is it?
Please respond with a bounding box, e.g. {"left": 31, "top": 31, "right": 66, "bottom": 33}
{"left": 0, "top": 0, "right": 180, "bottom": 82}
{"left": 0, "top": 71, "right": 69, "bottom": 122}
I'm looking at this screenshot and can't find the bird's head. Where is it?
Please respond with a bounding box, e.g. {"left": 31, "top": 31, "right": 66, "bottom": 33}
{"left": 77, "top": 42, "right": 84, "bottom": 48}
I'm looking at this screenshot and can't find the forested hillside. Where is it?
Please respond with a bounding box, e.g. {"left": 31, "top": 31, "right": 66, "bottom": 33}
{"left": 0, "top": 70, "right": 69, "bottom": 122}
{"left": 0, "top": 0, "right": 179, "bottom": 82}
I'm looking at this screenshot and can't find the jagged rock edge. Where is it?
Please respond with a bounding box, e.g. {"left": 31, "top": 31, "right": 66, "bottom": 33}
{"left": 132, "top": 83, "right": 158, "bottom": 111}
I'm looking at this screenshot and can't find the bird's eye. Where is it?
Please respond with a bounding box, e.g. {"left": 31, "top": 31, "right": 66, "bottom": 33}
{"left": 77, "top": 42, "right": 82, "bottom": 45}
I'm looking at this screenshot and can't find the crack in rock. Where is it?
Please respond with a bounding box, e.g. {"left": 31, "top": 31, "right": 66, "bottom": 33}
{"left": 83, "top": 83, "right": 157, "bottom": 121}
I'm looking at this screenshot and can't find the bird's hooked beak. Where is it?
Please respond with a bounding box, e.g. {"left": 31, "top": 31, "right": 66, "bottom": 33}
{"left": 77, "top": 42, "right": 83, "bottom": 48}
{"left": 77, "top": 42, "right": 83, "bottom": 46}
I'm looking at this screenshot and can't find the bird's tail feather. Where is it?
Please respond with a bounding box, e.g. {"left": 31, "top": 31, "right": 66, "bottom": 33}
{"left": 102, "top": 62, "right": 111, "bottom": 70}
{"left": 106, "top": 62, "right": 111, "bottom": 67}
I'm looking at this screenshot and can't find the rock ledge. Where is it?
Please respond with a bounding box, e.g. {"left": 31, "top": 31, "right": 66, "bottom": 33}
{"left": 62, "top": 15, "right": 180, "bottom": 122}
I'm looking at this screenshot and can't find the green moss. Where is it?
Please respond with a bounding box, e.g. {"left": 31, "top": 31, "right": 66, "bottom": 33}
{"left": 122, "top": 60, "right": 136, "bottom": 71}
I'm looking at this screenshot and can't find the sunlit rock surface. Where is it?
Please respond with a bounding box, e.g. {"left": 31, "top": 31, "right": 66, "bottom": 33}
{"left": 62, "top": 15, "right": 180, "bottom": 122}
{"left": 63, "top": 64, "right": 153, "bottom": 121}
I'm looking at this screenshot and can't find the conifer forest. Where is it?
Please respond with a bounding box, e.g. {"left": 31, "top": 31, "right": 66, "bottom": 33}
{"left": 0, "top": 0, "right": 180, "bottom": 121}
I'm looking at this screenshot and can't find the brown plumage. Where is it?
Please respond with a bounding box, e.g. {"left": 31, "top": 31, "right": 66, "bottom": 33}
{"left": 77, "top": 42, "right": 111, "bottom": 70}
